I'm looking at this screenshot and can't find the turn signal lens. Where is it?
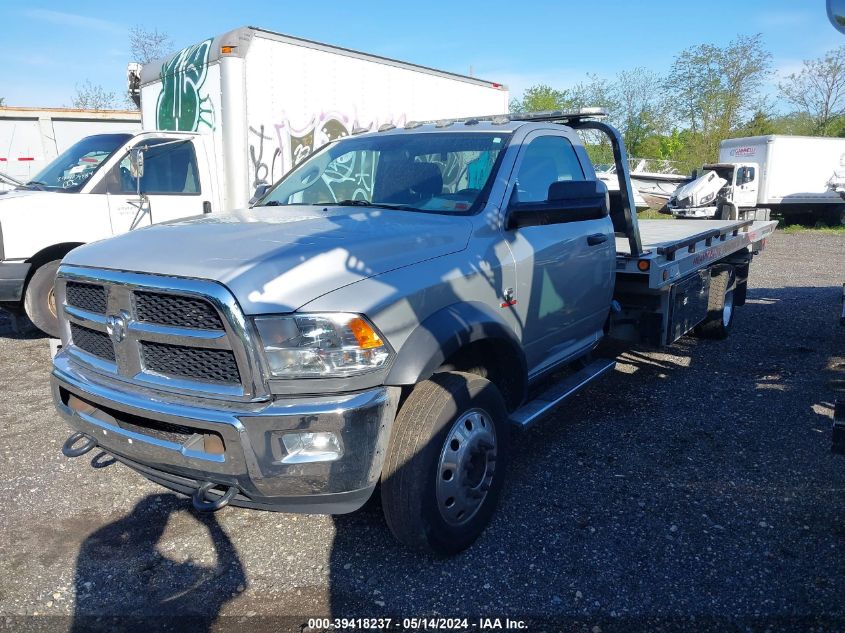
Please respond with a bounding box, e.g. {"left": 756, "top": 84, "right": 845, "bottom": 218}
{"left": 637, "top": 260, "right": 650, "bottom": 271}
{"left": 348, "top": 317, "right": 382, "bottom": 349}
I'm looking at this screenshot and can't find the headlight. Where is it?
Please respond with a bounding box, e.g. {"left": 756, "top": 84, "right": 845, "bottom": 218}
{"left": 700, "top": 192, "right": 715, "bottom": 205}
{"left": 254, "top": 313, "right": 391, "bottom": 378}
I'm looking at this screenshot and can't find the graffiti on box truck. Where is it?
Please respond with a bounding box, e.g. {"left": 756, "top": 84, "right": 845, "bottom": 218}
{"left": 248, "top": 112, "right": 406, "bottom": 188}
{"left": 156, "top": 39, "right": 215, "bottom": 132}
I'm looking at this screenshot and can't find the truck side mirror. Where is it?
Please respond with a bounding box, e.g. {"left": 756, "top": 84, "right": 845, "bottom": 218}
{"left": 507, "top": 180, "right": 609, "bottom": 230}
{"left": 129, "top": 147, "right": 145, "bottom": 179}
{"left": 249, "top": 183, "right": 271, "bottom": 205}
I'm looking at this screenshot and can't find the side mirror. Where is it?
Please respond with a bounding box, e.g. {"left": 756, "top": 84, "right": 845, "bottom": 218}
{"left": 249, "top": 183, "right": 271, "bottom": 205}
{"left": 129, "top": 147, "right": 145, "bottom": 179}
{"left": 507, "top": 180, "right": 609, "bottom": 230}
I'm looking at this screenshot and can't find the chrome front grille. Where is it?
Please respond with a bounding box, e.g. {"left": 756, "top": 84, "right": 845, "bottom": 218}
{"left": 69, "top": 323, "right": 115, "bottom": 362}
{"left": 134, "top": 291, "right": 224, "bottom": 330}
{"left": 66, "top": 282, "right": 107, "bottom": 314}
{"left": 140, "top": 341, "right": 240, "bottom": 384}
{"left": 56, "top": 266, "right": 266, "bottom": 401}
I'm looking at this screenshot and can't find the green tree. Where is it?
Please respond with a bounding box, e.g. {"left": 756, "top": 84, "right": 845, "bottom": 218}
{"left": 778, "top": 46, "right": 845, "bottom": 136}
{"left": 509, "top": 84, "right": 574, "bottom": 113}
{"left": 732, "top": 110, "right": 777, "bottom": 137}
{"left": 612, "top": 67, "right": 669, "bottom": 156}
{"left": 665, "top": 34, "right": 772, "bottom": 164}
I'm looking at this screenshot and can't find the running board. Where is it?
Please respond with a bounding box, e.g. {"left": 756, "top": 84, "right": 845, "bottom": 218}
{"left": 510, "top": 359, "right": 616, "bottom": 430}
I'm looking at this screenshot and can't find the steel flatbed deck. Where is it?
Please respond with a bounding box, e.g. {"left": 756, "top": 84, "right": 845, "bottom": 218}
{"left": 615, "top": 219, "right": 778, "bottom": 289}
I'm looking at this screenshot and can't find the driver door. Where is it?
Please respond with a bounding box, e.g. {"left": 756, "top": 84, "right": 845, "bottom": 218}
{"left": 733, "top": 165, "right": 758, "bottom": 208}
{"left": 502, "top": 131, "right": 615, "bottom": 376}
{"left": 101, "top": 139, "right": 206, "bottom": 235}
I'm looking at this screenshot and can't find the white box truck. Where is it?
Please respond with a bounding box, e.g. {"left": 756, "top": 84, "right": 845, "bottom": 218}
{"left": 0, "top": 26, "right": 508, "bottom": 337}
{"left": 668, "top": 135, "right": 845, "bottom": 225}
{"left": 0, "top": 107, "right": 141, "bottom": 192}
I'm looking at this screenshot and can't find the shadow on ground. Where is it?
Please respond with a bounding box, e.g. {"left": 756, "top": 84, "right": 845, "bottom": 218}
{"left": 71, "top": 494, "right": 245, "bottom": 632}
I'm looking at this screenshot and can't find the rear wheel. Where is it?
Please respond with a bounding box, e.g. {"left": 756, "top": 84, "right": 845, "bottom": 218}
{"left": 380, "top": 371, "right": 509, "bottom": 555}
{"left": 695, "top": 266, "right": 735, "bottom": 340}
{"left": 23, "top": 260, "right": 61, "bottom": 337}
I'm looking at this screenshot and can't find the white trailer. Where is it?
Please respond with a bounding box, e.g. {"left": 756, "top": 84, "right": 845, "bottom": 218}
{"left": 669, "top": 135, "right": 845, "bottom": 225}
{"left": 0, "top": 26, "right": 508, "bottom": 337}
{"left": 0, "top": 107, "right": 141, "bottom": 192}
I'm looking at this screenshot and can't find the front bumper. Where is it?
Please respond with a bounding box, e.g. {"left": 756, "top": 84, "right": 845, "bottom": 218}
{"left": 52, "top": 353, "right": 400, "bottom": 513}
{"left": 0, "top": 261, "right": 30, "bottom": 302}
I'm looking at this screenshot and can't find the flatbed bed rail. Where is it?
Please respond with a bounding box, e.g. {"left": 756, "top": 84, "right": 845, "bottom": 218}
{"left": 654, "top": 219, "right": 755, "bottom": 261}
{"left": 615, "top": 219, "right": 777, "bottom": 290}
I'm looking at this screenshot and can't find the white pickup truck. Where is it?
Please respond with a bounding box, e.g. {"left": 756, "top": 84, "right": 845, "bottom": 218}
{"left": 0, "top": 26, "right": 507, "bottom": 336}
{"left": 51, "top": 109, "right": 777, "bottom": 554}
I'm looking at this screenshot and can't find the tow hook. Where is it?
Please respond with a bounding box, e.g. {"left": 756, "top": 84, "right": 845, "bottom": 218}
{"left": 192, "top": 481, "right": 238, "bottom": 512}
{"left": 62, "top": 432, "right": 97, "bottom": 458}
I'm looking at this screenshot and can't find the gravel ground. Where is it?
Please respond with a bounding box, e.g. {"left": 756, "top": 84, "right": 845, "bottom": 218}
{"left": 0, "top": 231, "right": 843, "bottom": 632}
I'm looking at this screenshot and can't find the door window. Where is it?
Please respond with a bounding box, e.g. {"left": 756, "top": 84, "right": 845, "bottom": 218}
{"left": 112, "top": 140, "right": 201, "bottom": 195}
{"left": 512, "top": 135, "right": 585, "bottom": 204}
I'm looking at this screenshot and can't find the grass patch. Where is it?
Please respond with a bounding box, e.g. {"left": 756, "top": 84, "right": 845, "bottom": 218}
{"left": 638, "top": 208, "right": 671, "bottom": 220}
{"left": 779, "top": 224, "right": 845, "bottom": 235}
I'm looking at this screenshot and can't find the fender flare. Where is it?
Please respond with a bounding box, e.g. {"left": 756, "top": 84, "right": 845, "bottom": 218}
{"left": 384, "top": 301, "right": 527, "bottom": 401}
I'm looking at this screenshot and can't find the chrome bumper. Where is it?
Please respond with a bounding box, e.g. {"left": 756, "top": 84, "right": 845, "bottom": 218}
{"left": 52, "top": 353, "right": 400, "bottom": 513}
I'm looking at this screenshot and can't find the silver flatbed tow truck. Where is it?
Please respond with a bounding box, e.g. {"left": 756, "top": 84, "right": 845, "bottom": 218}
{"left": 50, "top": 109, "right": 776, "bottom": 554}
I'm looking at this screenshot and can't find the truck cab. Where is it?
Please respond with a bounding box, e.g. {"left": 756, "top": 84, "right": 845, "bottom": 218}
{"left": 668, "top": 162, "right": 759, "bottom": 219}
{"left": 0, "top": 131, "right": 219, "bottom": 335}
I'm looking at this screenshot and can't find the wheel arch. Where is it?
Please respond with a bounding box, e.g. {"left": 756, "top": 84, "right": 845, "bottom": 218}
{"left": 384, "top": 302, "right": 528, "bottom": 410}
{"left": 24, "top": 242, "right": 85, "bottom": 287}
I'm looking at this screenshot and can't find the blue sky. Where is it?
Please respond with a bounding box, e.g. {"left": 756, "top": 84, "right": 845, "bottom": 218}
{"left": 1, "top": 1, "right": 842, "bottom": 109}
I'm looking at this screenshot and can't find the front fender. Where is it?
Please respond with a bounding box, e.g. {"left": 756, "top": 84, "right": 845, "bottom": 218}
{"left": 384, "top": 301, "right": 526, "bottom": 393}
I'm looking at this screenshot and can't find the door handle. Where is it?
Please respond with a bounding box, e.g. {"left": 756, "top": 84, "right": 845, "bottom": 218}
{"left": 587, "top": 233, "right": 608, "bottom": 246}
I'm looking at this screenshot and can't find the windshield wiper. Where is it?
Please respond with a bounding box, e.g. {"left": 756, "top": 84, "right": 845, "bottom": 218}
{"left": 336, "top": 199, "right": 419, "bottom": 211}
{"left": 22, "top": 180, "right": 47, "bottom": 191}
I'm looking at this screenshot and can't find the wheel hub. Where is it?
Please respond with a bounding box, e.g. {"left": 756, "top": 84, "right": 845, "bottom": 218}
{"left": 722, "top": 287, "right": 734, "bottom": 327}
{"left": 435, "top": 408, "right": 497, "bottom": 527}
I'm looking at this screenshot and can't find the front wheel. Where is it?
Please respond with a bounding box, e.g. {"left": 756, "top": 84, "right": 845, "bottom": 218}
{"left": 24, "top": 260, "right": 62, "bottom": 337}
{"left": 380, "top": 371, "right": 509, "bottom": 555}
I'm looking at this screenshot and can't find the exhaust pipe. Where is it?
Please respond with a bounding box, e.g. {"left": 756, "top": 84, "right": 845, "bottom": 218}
{"left": 62, "top": 432, "right": 97, "bottom": 458}
{"left": 192, "top": 481, "right": 238, "bottom": 512}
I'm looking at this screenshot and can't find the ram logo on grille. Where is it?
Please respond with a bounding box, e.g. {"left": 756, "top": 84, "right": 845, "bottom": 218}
{"left": 105, "top": 311, "right": 129, "bottom": 344}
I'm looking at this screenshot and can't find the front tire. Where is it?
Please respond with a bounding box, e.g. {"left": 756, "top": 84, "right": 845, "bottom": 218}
{"left": 380, "top": 371, "right": 509, "bottom": 555}
{"left": 23, "top": 260, "right": 61, "bottom": 337}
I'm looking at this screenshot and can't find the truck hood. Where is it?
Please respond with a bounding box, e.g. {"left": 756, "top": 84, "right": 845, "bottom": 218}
{"left": 64, "top": 206, "right": 473, "bottom": 313}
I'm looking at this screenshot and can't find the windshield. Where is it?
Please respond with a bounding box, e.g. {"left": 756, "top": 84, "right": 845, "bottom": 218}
{"left": 260, "top": 131, "right": 510, "bottom": 214}
{"left": 27, "top": 133, "right": 131, "bottom": 192}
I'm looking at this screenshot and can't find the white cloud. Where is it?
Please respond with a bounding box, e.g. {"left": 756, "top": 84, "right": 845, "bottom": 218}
{"left": 21, "top": 8, "right": 122, "bottom": 34}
